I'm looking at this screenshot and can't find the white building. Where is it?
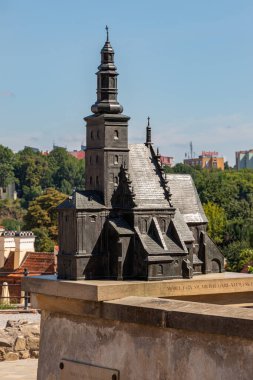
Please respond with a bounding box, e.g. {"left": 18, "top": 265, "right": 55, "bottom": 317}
{"left": 0, "top": 231, "right": 35, "bottom": 268}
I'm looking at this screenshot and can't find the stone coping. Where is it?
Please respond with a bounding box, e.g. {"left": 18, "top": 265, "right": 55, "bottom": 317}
{"left": 22, "top": 272, "right": 253, "bottom": 302}
{"left": 33, "top": 293, "right": 253, "bottom": 340}
{"left": 104, "top": 296, "right": 253, "bottom": 339}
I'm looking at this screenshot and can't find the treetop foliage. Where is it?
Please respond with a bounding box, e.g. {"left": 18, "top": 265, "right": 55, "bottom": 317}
{"left": 166, "top": 163, "right": 253, "bottom": 271}
{"left": 0, "top": 145, "right": 84, "bottom": 251}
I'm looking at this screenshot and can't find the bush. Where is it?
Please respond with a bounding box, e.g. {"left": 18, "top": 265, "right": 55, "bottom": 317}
{"left": 223, "top": 241, "right": 251, "bottom": 271}
{"left": 32, "top": 228, "right": 55, "bottom": 252}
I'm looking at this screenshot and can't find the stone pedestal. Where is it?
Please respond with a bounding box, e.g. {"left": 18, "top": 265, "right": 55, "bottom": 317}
{"left": 22, "top": 273, "right": 253, "bottom": 380}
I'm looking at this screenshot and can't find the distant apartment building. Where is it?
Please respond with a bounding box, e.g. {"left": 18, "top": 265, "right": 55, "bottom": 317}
{"left": 160, "top": 155, "right": 174, "bottom": 167}
{"left": 235, "top": 149, "right": 253, "bottom": 170}
{"left": 184, "top": 151, "right": 224, "bottom": 170}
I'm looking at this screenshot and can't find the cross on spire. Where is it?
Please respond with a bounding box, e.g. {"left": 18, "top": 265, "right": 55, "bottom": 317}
{"left": 147, "top": 116, "right": 150, "bottom": 127}
{"left": 105, "top": 25, "right": 109, "bottom": 42}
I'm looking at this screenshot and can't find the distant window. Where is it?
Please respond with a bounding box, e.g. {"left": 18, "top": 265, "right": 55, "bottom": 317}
{"left": 91, "top": 131, "right": 94, "bottom": 140}
{"left": 157, "top": 264, "right": 163, "bottom": 275}
{"left": 97, "top": 130, "right": 100, "bottom": 139}
{"left": 114, "top": 155, "right": 119, "bottom": 164}
{"left": 90, "top": 156, "right": 92, "bottom": 164}
{"left": 114, "top": 176, "right": 119, "bottom": 185}
{"left": 96, "top": 155, "right": 99, "bottom": 163}
{"left": 90, "top": 176, "right": 92, "bottom": 185}
{"left": 114, "top": 130, "right": 119, "bottom": 140}
{"left": 90, "top": 215, "right": 96, "bottom": 223}
{"left": 96, "top": 176, "right": 99, "bottom": 185}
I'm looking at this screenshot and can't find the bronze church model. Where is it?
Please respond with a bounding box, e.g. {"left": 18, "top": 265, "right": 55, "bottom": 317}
{"left": 57, "top": 29, "right": 224, "bottom": 281}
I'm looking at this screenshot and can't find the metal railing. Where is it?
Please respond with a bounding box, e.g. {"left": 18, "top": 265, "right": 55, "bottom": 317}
{"left": 0, "top": 268, "right": 30, "bottom": 310}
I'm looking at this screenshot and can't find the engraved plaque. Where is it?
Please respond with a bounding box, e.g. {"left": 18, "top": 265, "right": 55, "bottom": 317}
{"left": 59, "top": 359, "right": 119, "bottom": 380}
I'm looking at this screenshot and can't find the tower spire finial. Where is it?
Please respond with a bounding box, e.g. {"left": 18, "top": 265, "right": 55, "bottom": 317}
{"left": 145, "top": 116, "right": 152, "bottom": 146}
{"left": 91, "top": 26, "right": 123, "bottom": 114}
{"left": 105, "top": 25, "right": 109, "bottom": 42}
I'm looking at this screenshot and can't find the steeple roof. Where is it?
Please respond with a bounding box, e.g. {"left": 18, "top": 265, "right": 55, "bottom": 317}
{"left": 91, "top": 26, "right": 123, "bottom": 114}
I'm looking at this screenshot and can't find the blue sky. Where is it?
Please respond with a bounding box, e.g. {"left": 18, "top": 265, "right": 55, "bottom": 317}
{"left": 0, "top": 1, "right": 253, "bottom": 165}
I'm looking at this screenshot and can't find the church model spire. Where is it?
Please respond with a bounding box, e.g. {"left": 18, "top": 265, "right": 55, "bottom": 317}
{"left": 145, "top": 116, "right": 152, "bottom": 146}
{"left": 91, "top": 26, "right": 123, "bottom": 114}
{"left": 85, "top": 27, "right": 130, "bottom": 207}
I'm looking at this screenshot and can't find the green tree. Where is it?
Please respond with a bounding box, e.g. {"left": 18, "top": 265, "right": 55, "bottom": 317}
{"left": 203, "top": 202, "right": 227, "bottom": 244}
{"left": 0, "top": 145, "right": 15, "bottom": 187}
{"left": 32, "top": 227, "right": 55, "bottom": 252}
{"left": 48, "top": 147, "right": 84, "bottom": 194}
{"left": 237, "top": 248, "right": 253, "bottom": 272}
{"left": 14, "top": 147, "right": 52, "bottom": 206}
{"left": 1, "top": 218, "right": 23, "bottom": 231}
{"left": 0, "top": 199, "right": 25, "bottom": 223}
{"left": 24, "top": 188, "right": 67, "bottom": 241}
{"left": 222, "top": 241, "right": 250, "bottom": 271}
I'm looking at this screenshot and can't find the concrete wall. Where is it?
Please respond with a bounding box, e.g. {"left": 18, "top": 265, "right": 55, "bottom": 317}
{"left": 38, "top": 309, "right": 253, "bottom": 380}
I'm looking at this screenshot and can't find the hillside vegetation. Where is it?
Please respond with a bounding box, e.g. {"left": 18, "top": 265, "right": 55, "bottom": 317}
{"left": 0, "top": 145, "right": 84, "bottom": 251}
{"left": 165, "top": 164, "right": 253, "bottom": 272}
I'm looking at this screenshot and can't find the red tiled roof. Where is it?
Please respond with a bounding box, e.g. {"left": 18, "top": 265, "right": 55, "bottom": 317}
{"left": 1, "top": 251, "right": 55, "bottom": 276}
{"left": 15, "top": 252, "right": 55, "bottom": 274}
{"left": 69, "top": 151, "right": 85, "bottom": 160}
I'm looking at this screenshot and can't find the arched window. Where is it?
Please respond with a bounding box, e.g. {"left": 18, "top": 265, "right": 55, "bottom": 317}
{"left": 96, "top": 176, "right": 99, "bottom": 185}
{"left": 142, "top": 219, "right": 148, "bottom": 233}
{"left": 157, "top": 264, "right": 163, "bottom": 275}
{"left": 114, "top": 130, "right": 119, "bottom": 140}
{"left": 114, "top": 176, "right": 119, "bottom": 185}
{"left": 114, "top": 155, "right": 119, "bottom": 164}
{"left": 161, "top": 219, "right": 166, "bottom": 233}
{"left": 90, "top": 176, "right": 92, "bottom": 185}
{"left": 91, "top": 131, "right": 94, "bottom": 140}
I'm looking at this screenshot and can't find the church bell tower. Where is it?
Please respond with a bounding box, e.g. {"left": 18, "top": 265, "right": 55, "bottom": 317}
{"left": 84, "top": 27, "right": 130, "bottom": 207}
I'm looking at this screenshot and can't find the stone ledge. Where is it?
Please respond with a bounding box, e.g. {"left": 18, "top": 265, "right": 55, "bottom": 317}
{"left": 104, "top": 296, "right": 253, "bottom": 340}
{"left": 33, "top": 293, "right": 253, "bottom": 340}
{"left": 22, "top": 272, "right": 253, "bottom": 302}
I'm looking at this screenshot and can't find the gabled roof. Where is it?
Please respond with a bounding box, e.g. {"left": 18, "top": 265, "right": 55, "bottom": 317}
{"left": 172, "top": 210, "right": 194, "bottom": 242}
{"left": 128, "top": 144, "right": 170, "bottom": 209}
{"left": 109, "top": 218, "right": 134, "bottom": 235}
{"left": 57, "top": 190, "right": 105, "bottom": 210}
{"left": 167, "top": 174, "right": 207, "bottom": 224}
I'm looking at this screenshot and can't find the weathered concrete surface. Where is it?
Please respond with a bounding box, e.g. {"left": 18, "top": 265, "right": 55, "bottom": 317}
{"left": 34, "top": 294, "right": 253, "bottom": 339}
{"left": 24, "top": 276, "right": 253, "bottom": 380}
{"left": 38, "top": 309, "right": 253, "bottom": 380}
{"left": 22, "top": 272, "right": 253, "bottom": 302}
